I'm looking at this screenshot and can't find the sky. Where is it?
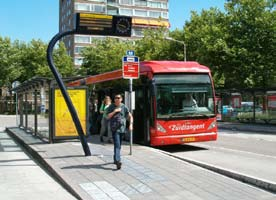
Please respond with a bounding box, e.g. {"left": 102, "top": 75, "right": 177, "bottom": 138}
{"left": 0, "top": 0, "right": 225, "bottom": 43}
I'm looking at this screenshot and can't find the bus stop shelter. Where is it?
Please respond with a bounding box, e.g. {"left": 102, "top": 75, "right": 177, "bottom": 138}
{"left": 12, "top": 77, "right": 88, "bottom": 143}
{"left": 216, "top": 87, "right": 276, "bottom": 124}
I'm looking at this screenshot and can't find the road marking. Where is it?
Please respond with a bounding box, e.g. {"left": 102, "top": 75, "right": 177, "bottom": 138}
{"left": 193, "top": 143, "right": 276, "bottom": 160}
{"left": 219, "top": 131, "right": 276, "bottom": 142}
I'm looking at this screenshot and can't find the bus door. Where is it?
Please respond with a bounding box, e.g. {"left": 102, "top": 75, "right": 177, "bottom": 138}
{"left": 133, "top": 85, "right": 150, "bottom": 145}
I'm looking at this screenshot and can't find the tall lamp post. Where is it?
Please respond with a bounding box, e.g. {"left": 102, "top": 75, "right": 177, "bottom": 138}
{"left": 165, "top": 37, "right": 186, "bottom": 62}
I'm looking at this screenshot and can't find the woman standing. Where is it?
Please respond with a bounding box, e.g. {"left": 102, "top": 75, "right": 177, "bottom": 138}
{"left": 99, "top": 96, "right": 112, "bottom": 142}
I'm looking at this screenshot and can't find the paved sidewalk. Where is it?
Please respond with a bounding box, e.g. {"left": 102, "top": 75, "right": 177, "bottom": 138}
{"left": 0, "top": 131, "right": 76, "bottom": 200}
{"left": 6, "top": 127, "right": 276, "bottom": 200}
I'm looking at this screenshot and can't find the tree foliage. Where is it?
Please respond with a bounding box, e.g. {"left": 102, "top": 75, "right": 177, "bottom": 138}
{"left": 183, "top": 0, "right": 276, "bottom": 89}
{"left": 135, "top": 27, "right": 172, "bottom": 61}
{"left": 80, "top": 38, "right": 134, "bottom": 75}
{"left": 224, "top": 0, "right": 276, "bottom": 88}
{"left": 80, "top": 27, "right": 184, "bottom": 76}
{"left": 0, "top": 37, "right": 24, "bottom": 87}
{"left": 80, "top": 0, "right": 275, "bottom": 90}
{"left": 179, "top": 8, "right": 227, "bottom": 86}
{"left": 2, "top": 0, "right": 274, "bottom": 91}
{"left": 0, "top": 37, "right": 75, "bottom": 87}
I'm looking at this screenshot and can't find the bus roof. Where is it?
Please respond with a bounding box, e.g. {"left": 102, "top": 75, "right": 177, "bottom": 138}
{"left": 67, "top": 61, "right": 211, "bottom": 87}
{"left": 140, "top": 61, "right": 211, "bottom": 74}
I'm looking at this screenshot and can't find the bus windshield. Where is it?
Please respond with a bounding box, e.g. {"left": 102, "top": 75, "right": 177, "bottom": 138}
{"left": 155, "top": 74, "right": 215, "bottom": 119}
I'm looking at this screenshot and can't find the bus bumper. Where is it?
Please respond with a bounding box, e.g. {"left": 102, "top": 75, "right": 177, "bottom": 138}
{"left": 150, "top": 132, "right": 217, "bottom": 146}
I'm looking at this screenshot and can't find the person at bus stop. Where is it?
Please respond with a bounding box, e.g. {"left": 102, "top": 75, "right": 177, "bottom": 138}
{"left": 107, "top": 94, "right": 133, "bottom": 170}
{"left": 90, "top": 98, "right": 99, "bottom": 134}
{"left": 99, "top": 96, "right": 112, "bottom": 143}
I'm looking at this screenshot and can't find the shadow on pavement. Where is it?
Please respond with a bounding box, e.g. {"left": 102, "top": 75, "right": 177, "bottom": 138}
{"left": 156, "top": 144, "right": 208, "bottom": 153}
{"left": 61, "top": 162, "right": 116, "bottom": 171}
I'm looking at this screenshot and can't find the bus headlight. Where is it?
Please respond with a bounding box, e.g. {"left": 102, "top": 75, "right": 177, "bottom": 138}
{"left": 157, "top": 122, "right": 166, "bottom": 133}
{"left": 207, "top": 120, "right": 217, "bottom": 130}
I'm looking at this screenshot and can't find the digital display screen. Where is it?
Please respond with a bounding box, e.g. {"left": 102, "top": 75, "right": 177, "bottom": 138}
{"left": 75, "top": 13, "right": 132, "bottom": 37}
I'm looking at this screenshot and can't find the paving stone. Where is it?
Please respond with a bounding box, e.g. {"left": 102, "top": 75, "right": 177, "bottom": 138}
{"left": 0, "top": 130, "right": 76, "bottom": 200}
{"left": 5, "top": 127, "right": 276, "bottom": 200}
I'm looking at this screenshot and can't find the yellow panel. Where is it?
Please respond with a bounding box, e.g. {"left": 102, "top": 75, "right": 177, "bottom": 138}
{"left": 54, "top": 89, "right": 87, "bottom": 137}
{"left": 80, "top": 13, "right": 112, "bottom": 20}
{"left": 132, "top": 18, "right": 170, "bottom": 27}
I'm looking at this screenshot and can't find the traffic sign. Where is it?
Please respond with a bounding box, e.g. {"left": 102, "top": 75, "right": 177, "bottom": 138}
{"left": 126, "top": 50, "right": 135, "bottom": 56}
{"left": 123, "top": 56, "right": 138, "bottom": 62}
{"left": 122, "top": 56, "right": 139, "bottom": 79}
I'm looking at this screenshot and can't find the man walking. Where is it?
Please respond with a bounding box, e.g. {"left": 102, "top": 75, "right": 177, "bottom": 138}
{"left": 107, "top": 94, "right": 133, "bottom": 170}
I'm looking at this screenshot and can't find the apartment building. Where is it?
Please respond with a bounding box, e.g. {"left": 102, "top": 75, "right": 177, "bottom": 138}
{"left": 59, "top": 0, "right": 169, "bottom": 66}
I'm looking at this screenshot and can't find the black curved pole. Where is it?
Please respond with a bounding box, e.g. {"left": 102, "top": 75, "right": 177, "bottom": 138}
{"left": 47, "top": 30, "right": 91, "bottom": 156}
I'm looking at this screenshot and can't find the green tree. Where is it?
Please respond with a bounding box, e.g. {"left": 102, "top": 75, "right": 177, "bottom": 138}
{"left": 81, "top": 38, "right": 134, "bottom": 75}
{"left": 0, "top": 37, "right": 24, "bottom": 87}
{"left": 34, "top": 41, "right": 75, "bottom": 77}
{"left": 224, "top": 0, "right": 276, "bottom": 88}
{"left": 135, "top": 27, "right": 172, "bottom": 61}
{"left": 183, "top": 0, "right": 276, "bottom": 89}
{"left": 0, "top": 37, "right": 76, "bottom": 87}
{"left": 19, "top": 39, "right": 48, "bottom": 81}
{"left": 183, "top": 8, "right": 228, "bottom": 86}
{"left": 167, "top": 29, "right": 186, "bottom": 61}
{"left": 53, "top": 42, "right": 76, "bottom": 77}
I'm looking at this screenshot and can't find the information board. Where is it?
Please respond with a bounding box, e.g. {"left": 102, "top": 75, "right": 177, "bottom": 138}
{"left": 75, "top": 13, "right": 132, "bottom": 37}
{"left": 122, "top": 56, "right": 139, "bottom": 79}
{"left": 54, "top": 88, "right": 87, "bottom": 137}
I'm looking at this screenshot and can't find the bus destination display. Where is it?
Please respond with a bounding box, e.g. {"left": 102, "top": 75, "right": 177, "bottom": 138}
{"left": 75, "top": 13, "right": 132, "bottom": 37}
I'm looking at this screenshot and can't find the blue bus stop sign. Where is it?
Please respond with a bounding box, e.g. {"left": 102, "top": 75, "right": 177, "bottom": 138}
{"left": 126, "top": 50, "right": 135, "bottom": 56}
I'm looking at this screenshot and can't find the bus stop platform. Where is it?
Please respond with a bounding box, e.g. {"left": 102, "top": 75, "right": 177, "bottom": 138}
{"left": 6, "top": 127, "right": 276, "bottom": 200}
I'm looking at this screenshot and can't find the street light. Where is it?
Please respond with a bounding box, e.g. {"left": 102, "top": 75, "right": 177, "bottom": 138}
{"left": 165, "top": 37, "right": 186, "bottom": 62}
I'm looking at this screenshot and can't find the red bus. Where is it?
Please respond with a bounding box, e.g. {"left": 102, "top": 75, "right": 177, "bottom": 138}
{"left": 68, "top": 61, "right": 217, "bottom": 146}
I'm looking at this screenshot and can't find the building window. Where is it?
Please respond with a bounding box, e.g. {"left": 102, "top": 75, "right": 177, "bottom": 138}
{"left": 75, "top": 3, "right": 90, "bottom": 11}
{"left": 107, "top": 0, "right": 119, "bottom": 5}
{"left": 94, "top": 5, "right": 106, "bottom": 13}
{"left": 75, "top": 35, "right": 91, "bottom": 44}
{"left": 149, "top": 11, "right": 161, "bottom": 18}
{"left": 148, "top": 1, "right": 168, "bottom": 9}
{"left": 162, "top": 2, "right": 168, "bottom": 9}
{"left": 132, "top": 28, "right": 144, "bottom": 37}
{"left": 120, "top": 0, "right": 133, "bottom": 5}
{"left": 91, "top": 36, "right": 105, "bottom": 43}
{"left": 74, "top": 46, "right": 85, "bottom": 54}
{"left": 120, "top": 8, "right": 133, "bottom": 16}
{"left": 107, "top": 8, "right": 119, "bottom": 15}
{"left": 162, "top": 12, "right": 168, "bottom": 19}
{"left": 134, "top": 0, "right": 147, "bottom": 7}
{"left": 134, "top": 9, "right": 147, "bottom": 17}
{"left": 148, "top": 1, "right": 161, "bottom": 8}
{"left": 88, "top": 0, "right": 105, "bottom": 2}
{"left": 74, "top": 57, "right": 83, "bottom": 66}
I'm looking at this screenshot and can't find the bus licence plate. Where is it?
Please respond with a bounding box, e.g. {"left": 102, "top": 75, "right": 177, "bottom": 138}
{"left": 182, "top": 137, "right": 196, "bottom": 142}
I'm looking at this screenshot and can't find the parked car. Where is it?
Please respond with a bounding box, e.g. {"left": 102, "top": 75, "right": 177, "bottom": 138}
{"left": 222, "top": 105, "right": 234, "bottom": 115}
{"left": 240, "top": 102, "right": 262, "bottom": 113}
